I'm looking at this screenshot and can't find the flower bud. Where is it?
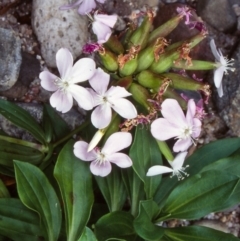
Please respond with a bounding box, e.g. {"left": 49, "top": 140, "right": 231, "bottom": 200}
{"left": 114, "top": 76, "right": 133, "bottom": 89}
{"left": 173, "top": 60, "right": 216, "bottom": 70}
{"left": 87, "top": 128, "right": 107, "bottom": 152}
{"left": 104, "top": 35, "right": 124, "bottom": 54}
{"left": 98, "top": 47, "right": 118, "bottom": 72}
{"left": 119, "top": 58, "right": 138, "bottom": 76}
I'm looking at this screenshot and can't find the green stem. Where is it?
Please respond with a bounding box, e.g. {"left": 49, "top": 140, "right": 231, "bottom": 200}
{"left": 52, "top": 120, "right": 90, "bottom": 148}
{"left": 157, "top": 140, "right": 174, "bottom": 161}
{"left": 0, "top": 135, "right": 47, "bottom": 152}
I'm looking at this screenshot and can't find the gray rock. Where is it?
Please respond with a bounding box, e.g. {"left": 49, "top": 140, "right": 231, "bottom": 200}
{"left": 0, "top": 28, "right": 22, "bottom": 91}
{"left": 197, "top": 0, "right": 237, "bottom": 32}
{"left": 32, "top": 0, "right": 89, "bottom": 67}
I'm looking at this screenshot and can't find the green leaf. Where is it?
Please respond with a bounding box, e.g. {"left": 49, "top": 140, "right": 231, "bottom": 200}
{"left": 95, "top": 165, "right": 127, "bottom": 212}
{"left": 154, "top": 138, "right": 240, "bottom": 207}
{"left": 79, "top": 227, "right": 98, "bottom": 241}
{"left": 14, "top": 161, "right": 62, "bottom": 241}
{"left": 130, "top": 126, "right": 162, "bottom": 199}
{"left": 159, "top": 170, "right": 239, "bottom": 220}
{"left": 95, "top": 211, "right": 136, "bottom": 241}
{"left": 54, "top": 140, "right": 94, "bottom": 241}
{"left": 134, "top": 200, "right": 164, "bottom": 241}
{"left": 0, "top": 99, "right": 46, "bottom": 144}
{"left": 164, "top": 226, "right": 240, "bottom": 241}
{"left": 0, "top": 179, "right": 10, "bottom": 198}
{"left": 0, "top": 198, "right": 45, "bottom": 241}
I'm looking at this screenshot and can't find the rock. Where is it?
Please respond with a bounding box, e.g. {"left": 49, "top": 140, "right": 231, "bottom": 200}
{"left": 197, "top": 0, "right": 237, "bottom": 32}
{"left": 0, "top": 28, "right": 22, "bottom": 91}
{"left": 32, "top": 0, "right": 89, "bottom": 67}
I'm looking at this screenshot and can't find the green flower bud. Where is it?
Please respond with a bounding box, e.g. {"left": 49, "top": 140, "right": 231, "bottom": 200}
{"left": 104, "top": 35, "right": 124, "bottom": 55}
{"left": 98, "top": 47, "right": 118, "bottom": 72}
{"left": 173, "top": 60, "right": 216, "bottom": 70}
{"left": 114, "top": 76, "right": 133, "bottom": 89}
{"left": 119, "top": 59, "right": 138, "bottom": 76}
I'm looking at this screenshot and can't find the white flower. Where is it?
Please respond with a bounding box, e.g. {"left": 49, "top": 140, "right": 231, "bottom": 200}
{"left": 210, "top": 39, "right": 235, "bottom": 97}
{"left": 147, "top": 151, "right": 189, "bottom": 180}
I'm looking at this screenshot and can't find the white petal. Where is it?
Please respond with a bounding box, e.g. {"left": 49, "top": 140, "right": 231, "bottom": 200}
{"left": 92, "top": 21, "right": 112, "bottom": 43}
{"left": 50, "top": 90, "right": 73, "bottom": 113}
{"left": 147, "top": 166, "right": 173, "bottom": 176}
{"left": 106, "top": 86, "right": 132, "bottom": 98}
{"left": 108, "top": 153, "right": 132, "bottom": 168}
{"left": 97, "top": 0, "right": 106, "bottom": 3}
{"left": 56, "top": 48, "right": 73, "bottom": 79}
{"left": 217, "top": 83, "right": 224, "bottom": 97}
{"left": 210, "top": 39, "right": 220, "bottom": 61}
{"left": 68, "top": 85, "right": 93, "bottom": 110}
{"left": 102, "top": 132, "right": 132, "bottom": 154}
{"left": 170, "top": 151, "right": 188, "bottom": 170}
{"left": 91, "top": 104, "right": 112, "bottom": 129}
{"left": 90, "top": 161, "right": 112, "bottom": 177}
{"left": 78, "top": 0, "right": 96, "bottom": 14}
{"left": 192, "top": 118, "right": 202, "bottom": 138}
{"left": 173, "top": 138, "right": 192, "bottom": 152}
{"left": 186, "top": 99, "right": 196, "bottom": 124}
{"left": 89, "top": 68, "right": 110, "bottom": 94}
{"left": 94, "top": 14, "right": 117, "bottom": 28}
{"left": 39, "top": 71, "right": 58, "bottom": 91}
{"left": 73, "top": 141, "right": 97, "bottom": 161}
{"left": 213, "top": 66, "right": 224, "bottom": 88}
{"left": 69, "top": 58, "right": 96, "bottom": 83}
{"left": 88, "top": 129, "right": 105, "bottom": 152}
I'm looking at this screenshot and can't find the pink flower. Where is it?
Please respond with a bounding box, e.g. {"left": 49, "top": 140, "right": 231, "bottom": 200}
{"left": 60, "top": 0, "right": 106, "bottom": 15}
{"left": 74, "top": 132, "right": 133, "bottom": 177}
{"left": 88, "top": 68, "right": 137, "bottom": 129}
{"left": 147, "top": 151, "right": 189, "bottom": 180}
{"left": 151, "top": 99, "right": 202, "bottom": 152}
{"left": 92, "top": 13, "right": 118, "bottom": 43}
{"left": 176, "top": 6, "right": 192, "bottom": 25}
{"left": 82, "top": 42, "right": 101, "bottom": 54}
{"left": 40, "top": 48, "right": 96, "bottom": 113}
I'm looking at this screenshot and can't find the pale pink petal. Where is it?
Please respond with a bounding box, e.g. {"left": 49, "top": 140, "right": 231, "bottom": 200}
{"left": 97, "top": 0, "right": 106, "bottom": 3}
{"left": 92, "top": 21, "right": 112, "bottom": 43}
{"left": 56, "top": 48, "right": 73, "bottom": 79}
{"left": 186, "top": 99, "right": 196, "bottom": 124}
{"left": 91, "top": 104, "right": 112, "bottom": 129}
{"left": 73, "top": 141, "right": 97, "bottom": 161}
{"left": 106, "top": 86, "right": 132, "bottom": 98}
{"left": 147, "top": 165, "right": 173, "bottom": 176}
{"left": 213, "top": 66, "right": 224, "bottom": 88}
{"left": 39, "top": 71, "right": 58, "bottom": 91}
{"left": 151, "top": 118, "right": 181, "bottom": 141}
{"left": 161, "top": 99, "right": 187, "bottom": 127}
{"left": 50, "top": 90, "right": 73, "bottom": 113}
{"left": 87, "top": 88, "right": 103, "bottom": 106}
{"left": 192, "top": 118, "right": 202, "bottom": 138}
{"left": 78, "top": 0, "right": 96, "bottom": 14}
{"left": 69, "top": 58, "right": 96, "bottom": 83}
{"left": 108, "top": 153, "right": 132, "bottom": 168}
{"left": 217, "top": 83, "right": 223, "bottom": 97}
{"left": 111, "top": 98, "right": 137, "bottom": 119}
{"left": 59, "top": 0, "right": 83, "bottom": 10}
{"left": 90, "top": 161, "right": 112, "bottom": 177}
{"left": 89, "top": 68, "right": 110, "bottom": 94}
{"left": 170, "top": 151, "right": 188, "bottom": 170}
{"left": 173, "top": 138, "right": 192, "bottom": 152}
{"left": 94, "top": 14, "right": 117, "bottom": 28}
{"left": 210, "top": 39, "right": 220, "bottom": 61}
{"left": 102, "top": 132, "right": 132, "bottom": 154}
{"left": 68, "top": 85, "right": 93, "bottom": 110}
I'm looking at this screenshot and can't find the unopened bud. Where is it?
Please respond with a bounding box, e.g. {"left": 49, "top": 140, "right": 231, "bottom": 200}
{"left": 87, "top": 128, "right": 107, "bottom": 152}
{"left": 104, "top": 35, "right": 124, "bottom": 55}
{"left": 173, "top": 60, "right": 216, "bottom": 70}
{"left": 98, "top": 47, "right": 118, "bottom": 72}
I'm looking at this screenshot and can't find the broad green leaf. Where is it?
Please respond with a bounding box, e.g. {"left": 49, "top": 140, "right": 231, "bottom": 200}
{"left": 14, "top": 161, "right": 61, "bottom": 241}
{"left": 0, "top": 99, "right": 46, "bottom": 144}
{"left": 159, "top": 170, "right": 239, "bottom": 220}
{"left": 95, "top": 211, "right": 136, "bottom": 241}
{"left": 0, "top": 198, "right": 45, "bottom": 241}
{"left": 0, "top": 179, "right": 10, "bottom": 198}
{"left": 43, "top": 104, "right": 70, "bottom": 141}
{"left": 95, "top": 165, "right": 127, "bottom": 212}
{"left": 154, "top": 138, "right": 240, "bottom": 207}
{"left": 79, "top": 227, "right": 98, "bottom": 241}
{"left": 164, "top": 226, "right": 240, "bottom": 241}
{"left": 54, "top": 140, "right": 94, "bottom": 241}
{"left": 130, "top": 126, "right": 162, "bottom": 199}
{"left": 134, "top": 200, "right": 164, "bottom": 241}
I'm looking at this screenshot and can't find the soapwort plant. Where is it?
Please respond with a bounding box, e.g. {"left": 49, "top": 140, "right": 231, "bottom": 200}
{"left": 0, "top": 3, "right": 239, "bottom": 241}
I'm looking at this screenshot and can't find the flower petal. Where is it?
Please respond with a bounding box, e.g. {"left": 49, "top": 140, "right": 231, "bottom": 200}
{"left": 217, "top": 83, "right": 224, "bottom": 97}
{"left": 39, "top": 71, "right": 58, "bottom": 91}
{"left": 91, "top": 104, "right": 112, "bottom": 129}
{"left": 213, "top": 66, "right": 224, "bottom": 88}
{"left": 89, "top": 68, "right": 110, "bottom": 94}
{"left": 186, "top": 99, "right": 196, "bottom": 124}
{"left": 73, "top": 141, "right": 97, "bottom": 161}
{"left": 170, "top": 151, "right": 188, "bottom": 170}
{"left": 108, "top": 153, "right": 132, "bottom": 168}
{"left": 147, "top": 165, "right": 173, "bottom": 176}
{"left": 90, "top": 161, "right": 112, "bottom": 177}
{"left": 111, "top": 98, "right": 137, "bottom": 119}
{"left": 192, "top": 118, "right": 202, "bottom": 138}
{"left": 56, "top": 48, "right": 73, "bottom": 79}
{"left": 94, "top": 14, "right": 117, "bottom": 28}
{"left": 161, "top": 99, "right": 187, "bottom": 127}
{"left": 59, "top": 0, "right": 83, "bottom": 10}
{"left": 106, "top": 86, "right": 132, "bottom": 98}
{"left": 92, "top": 21, "right": 112, "bottom": 43}
{"left": 210, "top": 39, "right": 220, "bottom": 61}
{"left": 151, "top": 118, "right": 181, "bottom": 141}
{"left": 102, "top": 132, "right": 132, "bottom": 154}
{"left": 173, "top": 138, "right": 192, "bottom": 152}
{"left": 97, "top": 0, "right": 106, "bottom": 3}
{"left": 68, "top": 85, "right": 93, "bottom": 110}
{"left": 69, "top": 58, "right": 96, "bottom": 83}
{"left": 78, "top": 0, "right": 96, "bottom": 14}
{"left": 50, "top": 90, "right": 73, "bottom": 113}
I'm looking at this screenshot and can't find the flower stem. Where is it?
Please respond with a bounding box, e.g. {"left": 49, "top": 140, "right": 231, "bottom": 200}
{"left": 52, "top": 120, "right": 90, "bottom": 148}
{"left": 157, "top": 140, "right": 174, "bottom": 161}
